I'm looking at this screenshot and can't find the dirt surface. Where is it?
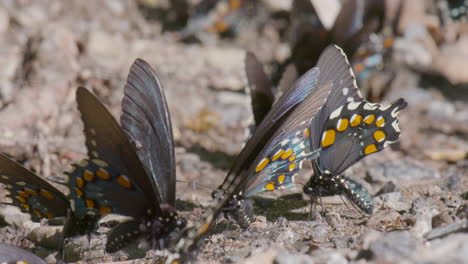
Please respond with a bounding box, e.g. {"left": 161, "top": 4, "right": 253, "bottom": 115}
{"left": 0, "top": 0, "right": 467, "bottom": 263}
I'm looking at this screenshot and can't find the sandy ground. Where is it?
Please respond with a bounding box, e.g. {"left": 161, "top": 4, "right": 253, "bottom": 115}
{"left": 0, "top": 0, "right": 467, "bottom": 263}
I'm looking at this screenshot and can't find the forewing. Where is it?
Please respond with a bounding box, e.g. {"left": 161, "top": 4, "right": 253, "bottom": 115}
{"left": 76, "top": 87, "right": 162, "bottom": 215}
{"left": 309, "top": 45, "right": 364, "bottom": 149}
{"left": 243, "top": 81, "right": 333, "bottom": 196}
{"left": 215, "top": 66, "right": 320, "bottom": 195}
{"left": 121, "top": 59, "right": 176, "bottom": 205}
{"left": 0, "top": 154, "right": 69, "bottom": 222}
{"left": 245, "top": 51, "right": 274, "bottom": 126}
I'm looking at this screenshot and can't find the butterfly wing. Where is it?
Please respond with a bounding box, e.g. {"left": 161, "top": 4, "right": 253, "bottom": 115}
{"left": 0, "top": 154, "right": 69, "bottom": 222}
{"left": 244, "top": 51, "right": 275, "bottom": 126}
{"left": 318, "top": 98, "right": 407, "bottom": 175}
{"left": 309, "top": 45, "right": 364, "bottom": 150}
{"left": 214, "top": 66, "right": 321, "bottom": 196}
{"left": 0, "top": 243, "right": 46, "bottom": 264}
{"left": 331, "top": 0, "right": 386, "bottom": 57}
{"left": 75, "top": 87, "right": 160, "bottom": 217}
{"left": 120, "top": 59, "right": 176, "bottom": 206}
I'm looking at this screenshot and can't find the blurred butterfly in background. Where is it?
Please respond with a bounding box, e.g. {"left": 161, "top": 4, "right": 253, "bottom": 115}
{"left": 437, "top": 0, "right": 468, "bottom": 23}
{"left": 0, "top": 242, "right": 46, "bottom": 264}
{"left": 178, "top": 0, "right": 257, "bottom": 39}
{"left": 285, "top": 0, "right": 392, "bottom": 94}
{"left": 62, "top": 59, "right": 186, "bottom": 253}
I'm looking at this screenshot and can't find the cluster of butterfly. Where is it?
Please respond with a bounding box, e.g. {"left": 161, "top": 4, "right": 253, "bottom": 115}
{"left": 0, "top": 45, "right": 406, "bottom": 263}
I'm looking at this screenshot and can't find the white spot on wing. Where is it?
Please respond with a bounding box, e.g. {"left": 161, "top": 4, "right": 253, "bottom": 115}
{"left": 330, "top": 105, "right": 343, "bottom": 119}
{"left": 347, "top": 101, "right": 360, "bottom": 110}
{"left": 392, "top": 120, "right": 400, "bottom": 132}
{"left": 391, "top": 106, "right": 400, "bottom": 117}
{"left": 364, "top": 102, "right": 379, "bottom": 110}
{"left": 343, "top": 87, "right": 349, "bottom": 95}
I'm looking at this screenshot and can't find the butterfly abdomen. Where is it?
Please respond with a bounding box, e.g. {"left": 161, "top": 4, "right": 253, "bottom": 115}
{"left": 340, "top": 178, "right": 374, "bottom": 214}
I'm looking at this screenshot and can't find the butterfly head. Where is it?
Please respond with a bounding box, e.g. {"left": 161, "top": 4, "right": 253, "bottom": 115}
{"left": 149, "top": 204, "right": 186, "bottom": 246}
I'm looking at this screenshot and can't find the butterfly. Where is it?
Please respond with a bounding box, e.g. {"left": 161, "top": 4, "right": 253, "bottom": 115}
{"left": 63, "top": 59, "right": 186, "bottom": 253}
{"left": 286, "top": 0, "right": 386, "bottom": 77}
{"left": 0, "top": 243, "right": 46, "bottom": 264}
{"left": 303, "top": 47, "right": 407, "bottom": 214}
{"left": 213, "top": 45, "right": 406, "bottom": 227}
{"left": 212, "top": 46, "right": 351, "bottom": 227}
{"left": 0, "top": 153, "right": 99, "bottom": 249}
{"left": 437, "top": 0, "right": 468, "bottom": 23}
{"left": 178, "top": 0, "right": 256, "bottom": 39}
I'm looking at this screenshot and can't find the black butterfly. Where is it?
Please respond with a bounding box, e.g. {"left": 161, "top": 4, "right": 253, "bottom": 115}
{"left": 179, "top": 0, "right": 256, "bottom": 39}
{"left": 0, "top": 153, "right": 98, "bottom": 249}
{"left": 438, "top": 0, "right": 468, "bottom": 23}
{"left": 244, "top": 51, "right": 275, "bottom": 127}
{"left": 303, "top": 47, "right": 407, "bottom": 214}
{"left": 213, "top": 45, "right": 406, "bottom": 226}
{"left": 286, "top": 0, "right": 386, "bottom": 77}
{"left": 0, "top": 243, "right": 46, "bottom": 264}
{"left": 68, "top": 59, "right": 185, "bottom": 253}
{"left": 211, "top": 48, "right": 330, "bottom": 227}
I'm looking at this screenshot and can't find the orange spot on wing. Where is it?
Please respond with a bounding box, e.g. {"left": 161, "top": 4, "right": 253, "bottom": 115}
{"left": 321, "top": 129, "right": 336, "bottom": 147}
{"left": 265, "top": 182, "right": 275, "bottom": 191}
{"left": 304, "top": 128, "right": 310, "bottom": 137}
{"left": 289, "top": 163, "right": 296, "bottom": 171}
{"left": 373, "top": 131, "right": 386, "bottom": 142}
{"left": 278, "top": 174, "right": 286, "bottom": 184}
{"left": 99, "top": 206, "right": 112, "bottom": 215}
{"left": 45, "top": 213, "right": 54, "bottom": 219}
{"left": 21, "top": 203, "right": 30, "bottom": 211}
{"left": 363, "top": 115, "right": 375, "bottom": 125}
{"left": 16, "top": 196, "right": 26, "bottom": 204}
{"left": 96, "top": 168, "right": 110, "bottom": 180}
{"left": 376, "top": 117, "right": 385, "bottom": 127}
{"left": 75, "top": 188, "right": 83, "bottom": 197}
{"left": 272, "top": 149, "right": 285, "bottom": 161}
{"left": 85, "top": 200, "right": 95, "bottom": 209}
{"left": 255, "top": 158, "right": 269, "bottom": 172}
{"left": 281, "top": 149, "right": 293, "bottom": 159}
{"left": 350, "top": 114, "right": 362, "bottom": 127}
{"left": 117, "top": 175, "right": 132, "bottom": 189}
{"left": 364, "top": 144, "right": 378, "bottom": 155}
{"left": 83, "top": 170, "right": 95, "bottom": 182}
{"left": 17, "top": 191, "right": 29, "bottom": 198}
{"left": 76, "top": 177, "right": 85, "bottom": 188}
{"left": 289, "top": 155, "right": 296, "bottom": 162}
{"left": 40, "top": 189, "right": 55, "bottom": 199}
{"left": 24, "top": 188, "right": 38, "bottom": 196}
{"left": 33, "top": 210, "right": 42, "bottom": 217}
{"left": 337, "top": 118, "right": 349, "bottom": 132}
